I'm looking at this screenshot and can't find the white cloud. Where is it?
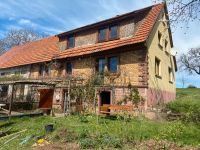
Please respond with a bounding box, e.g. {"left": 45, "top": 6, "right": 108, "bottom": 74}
{"left": 18, "top": 19, "right": 36, "bottom": 27}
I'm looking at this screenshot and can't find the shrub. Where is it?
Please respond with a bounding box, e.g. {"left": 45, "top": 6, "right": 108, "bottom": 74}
{"left": 187, "top": 85, "right": 197, "bottom": 88}
{"left": 167, "top": 101, "right": 200, "bottom": 123}
{"left": 79, "top": 138, "right": 97, "bottom": 149}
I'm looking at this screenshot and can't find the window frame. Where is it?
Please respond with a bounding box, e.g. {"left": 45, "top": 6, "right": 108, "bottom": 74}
{"left": 67, "top": 35, "right": 75, "bottom": 49}
{"left": 98, "top": 27, "right": 108, "bottom": 42}
{"left": 96, "top": 57, "right": 106, "bottom": 74}
{"left": 109, "top": 24, "right": 119, "bottom": 40}
{"left": 108, "top": 56, "right": 119, "bottom": 73}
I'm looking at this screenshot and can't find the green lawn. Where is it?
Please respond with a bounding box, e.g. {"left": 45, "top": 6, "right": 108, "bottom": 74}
{"left": 0, "top": 115, "right": 200, "bottom": 149}
{"left": 0, "top": 88, "right": 200, "bottom": 149}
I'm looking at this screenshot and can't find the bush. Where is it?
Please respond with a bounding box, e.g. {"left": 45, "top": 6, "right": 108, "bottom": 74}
{"left": 167, "top": 100, "right": 200, "bottom": 123}
{"left": 187, "top": 85, "right": 197, "bottom": 88}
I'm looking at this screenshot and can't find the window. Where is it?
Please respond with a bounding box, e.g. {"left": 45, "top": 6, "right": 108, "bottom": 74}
{"left": 108, "top": 56, "right": 119, "bottom": 73}
{"left": 158, "top": 31, "right": 163, "bottom": 48}
{"left": 168, "top": 67, "right": 173, "bottom": 82}
{"left": 98, "top": 28, "right": 107, "bottom": 42}
{"left": 155, "top": 57, "right": 161, "bottom": 77}
{"left": 67, "top": 35, "right": 75, "bottom": 48}
{"left": 109, "top": 25, "right": 118, "bottom": 39}
{"left": 97, "top": 58, "right": 106, "bottom": 74}
{"left": 66, "top": 62, "right": 73, "bottom": 74}
{"left": 98, "top": 25, "right": 119, "bottom": 42}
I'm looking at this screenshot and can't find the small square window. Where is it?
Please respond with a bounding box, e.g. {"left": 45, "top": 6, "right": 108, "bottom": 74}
{"left": 66, "top": 62, "right": 73, "bottom": 74}
{"left": 98, "top": 28, "right": 107, "bottom": 42}
{"left": 109, "top": 25, "right": 118, "bottom": 39}
{"left": 108, "top": 56, "right": 119, "bottom": 73}
{"left": 67, "top": 35, "right": 75, "bottom": 48}
{"left": 155, "top": 57, "right": 161, "bottom": 77}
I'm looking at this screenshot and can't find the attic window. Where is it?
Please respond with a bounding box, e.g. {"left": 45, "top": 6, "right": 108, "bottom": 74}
{"left": 109, "top": 25, "right": 118, "bottom": 39}
{"left": 67, "top": 35, "right": 75, "bottom": 48}
{"left": 98, "top": 25, "right": 119, "bottom": 42}
{"left": 98, "top": 28, "right": 107, "bottom": 42}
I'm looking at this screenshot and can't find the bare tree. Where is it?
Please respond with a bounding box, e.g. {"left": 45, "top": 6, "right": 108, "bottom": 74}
{"left": 0, "top": 29, "right": 47, "bottom": 55}
{"left": 153, "top": 0, "right": 200, "bottom": 26}
{"left": 179, "top": 47, "right": 200, "bottom": 75}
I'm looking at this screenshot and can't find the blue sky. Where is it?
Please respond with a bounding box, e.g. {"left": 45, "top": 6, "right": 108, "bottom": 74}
{"left": 0, "top": 0, "right": 200, "bottom": 88}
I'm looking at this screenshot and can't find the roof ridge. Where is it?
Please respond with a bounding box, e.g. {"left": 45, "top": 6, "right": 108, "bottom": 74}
{"left": 57, "top": 3, "right": 164, "bottom": 37}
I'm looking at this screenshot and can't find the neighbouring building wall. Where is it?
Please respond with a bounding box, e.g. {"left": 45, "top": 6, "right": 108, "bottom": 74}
{"left": 146, "top": 10, "right": 176, "bottom": 106}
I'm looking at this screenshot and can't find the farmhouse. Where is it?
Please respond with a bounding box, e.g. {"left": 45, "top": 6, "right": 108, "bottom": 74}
{"left": 0, "top": 3, "right": 176, "bottom": 113}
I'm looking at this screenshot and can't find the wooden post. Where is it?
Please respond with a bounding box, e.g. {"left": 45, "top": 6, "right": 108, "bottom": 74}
{"left": 94, "top": 87, "right": 97, "bottom": 114}
{"left": 8, "top": 84, "right": 15, "bottom": 121}
{"left": 68, "top": 80, "right": 71, "bottom": 115}
{"left": 63, "top": 89, "right": 67, "bottom": 116}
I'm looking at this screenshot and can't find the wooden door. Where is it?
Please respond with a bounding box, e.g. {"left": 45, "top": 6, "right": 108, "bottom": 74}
{"left": 39, "top": 89, "right": 54, "bottom": 109}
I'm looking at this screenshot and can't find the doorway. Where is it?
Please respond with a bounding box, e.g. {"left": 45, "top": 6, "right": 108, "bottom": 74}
{"left": 100, "top": 91, "right": 111, "bottom": 106}
{"left": 39, "top": 89, "right": 54, "bottom": 109}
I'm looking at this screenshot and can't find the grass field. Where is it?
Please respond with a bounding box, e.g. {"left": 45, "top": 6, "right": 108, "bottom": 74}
{"left": 0, "top": 88, "right": 200, "bottom": 150}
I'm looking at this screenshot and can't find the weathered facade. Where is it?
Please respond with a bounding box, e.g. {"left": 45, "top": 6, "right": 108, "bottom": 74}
{"left": 0, "top": 3, "right": 176, "bottom": 112}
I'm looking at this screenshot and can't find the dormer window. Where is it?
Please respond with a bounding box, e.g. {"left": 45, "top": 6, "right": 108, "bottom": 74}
{"left": 98, "top": 25, "right": 119, "bottom": 42}
{"left": 109, "top": 25, "right": 118, "bottom": 39}
{"left": 98, "top": 28, "right": 107, "bottom": 42}
{"left": 67, "top": 35, "right": 75, "bottom": 48}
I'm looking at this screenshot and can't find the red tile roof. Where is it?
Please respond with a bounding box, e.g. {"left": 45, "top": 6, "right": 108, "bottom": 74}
{"left": 0, "top": 36, "right": 59, "bottom": 69}
{"left": 0, "top": 3, "right": 164, "bottom": 69}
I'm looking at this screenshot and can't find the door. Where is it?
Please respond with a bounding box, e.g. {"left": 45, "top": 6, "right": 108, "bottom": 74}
{"left": 39, "top": 89, "right": 54, "bottom": 109}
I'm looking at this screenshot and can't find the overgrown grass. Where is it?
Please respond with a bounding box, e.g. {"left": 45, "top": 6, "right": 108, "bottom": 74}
{"left": 1, "top": 88, "right": 200, "bottom": 149}
{"left": 0, "top": 115, "right": 200, "bottom": 149}
{"left": 166, "top": 88, "right": 200, "bottom": 123}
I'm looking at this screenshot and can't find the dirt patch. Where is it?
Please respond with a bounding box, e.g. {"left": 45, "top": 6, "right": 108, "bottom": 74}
{"left": 33, "top": 142, "right": 79, "bottom": 150}
{"left": 135, "top": 139, "right": 198, "bottom": 150}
